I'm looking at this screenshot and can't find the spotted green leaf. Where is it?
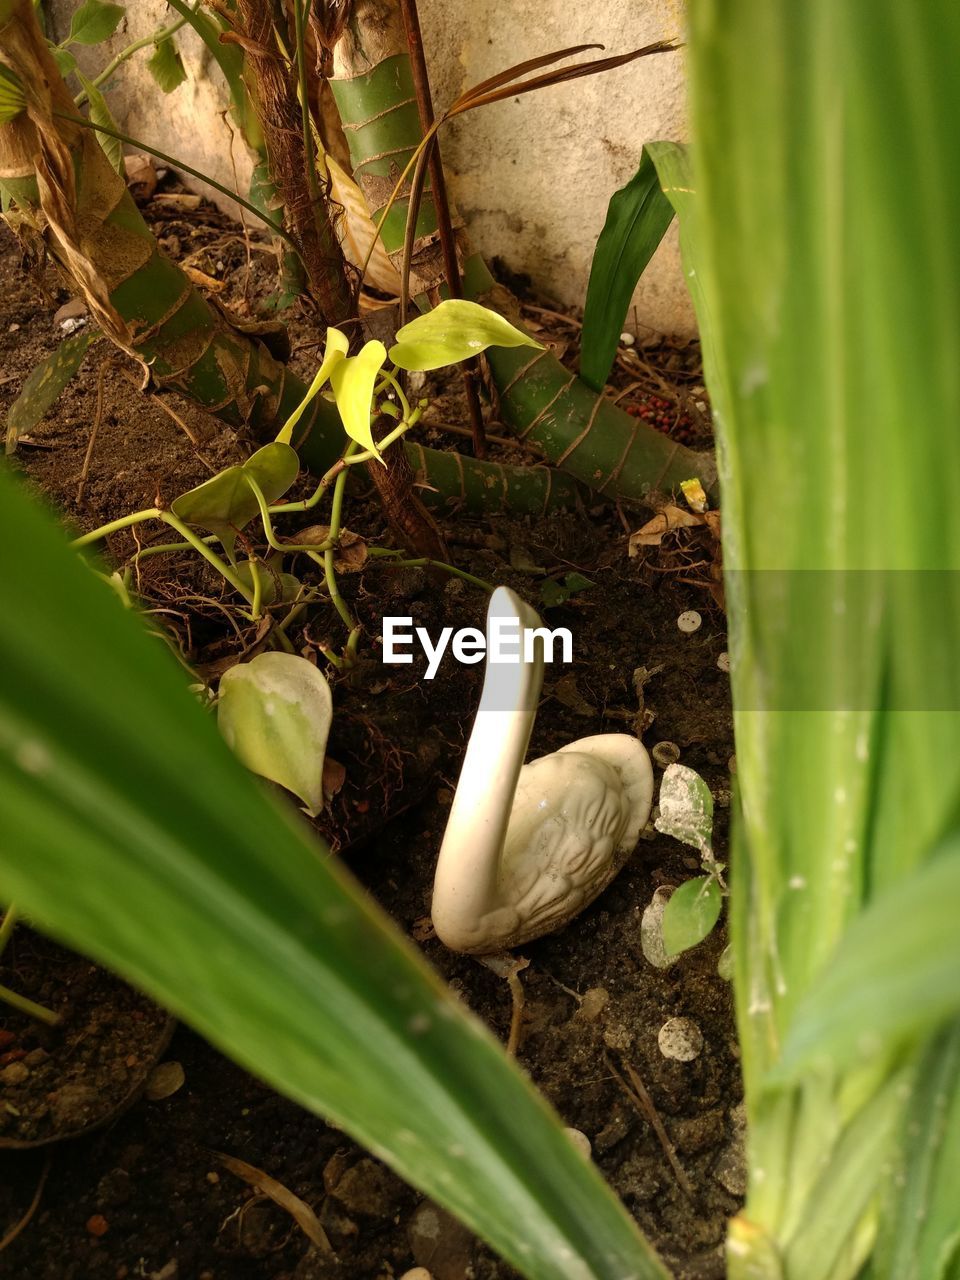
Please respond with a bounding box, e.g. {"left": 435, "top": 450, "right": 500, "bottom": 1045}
{"left": 655, "top": 763, "right": 714, "bottom": 855}
{"left": 5, "top": 330, "right": 97, "bottom": 454}
{"left": 389, "top": 300, "right": 542, "bottom": 372}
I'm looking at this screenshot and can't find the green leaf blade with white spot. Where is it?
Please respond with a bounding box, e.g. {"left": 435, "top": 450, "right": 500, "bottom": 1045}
{"left": 390, "top": 299, "right": 542, "bottom": 372}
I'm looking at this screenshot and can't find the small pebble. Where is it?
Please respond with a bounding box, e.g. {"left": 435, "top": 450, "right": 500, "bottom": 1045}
{"left": 717, "top": 651, "right": 731, "bottom": 673}
{"left": 206, "top": 1171, "right": 219, "bottom": 1185}
{"left": 657, "top": 1016, "right": 704, "bottom": 1061}
{"left": 145, "top": 1060, "right": 185, "bottom": 1101}
{"left": 575, "top": 987, "right": 610, "bottom": 1022}
{"left": 86, "top": 1214, "right": 109, "bottom": 1237}
{"left": 399, "top": 1270, "right": 433, "bottom": 1280}
{"left": 652, "top": 741, "right": 680, "bottom": 768}
{"left": 564, "top": 1127, "right": 592, "bottom": 1160}
{"left": 677, "top": 610, "right": 702, "bottom": 634}
{"left": 0, "top": 1061, "right": 29, "bottom": 1085}
{"left": 619, "top": 331, "right": 635, "bottom": 347}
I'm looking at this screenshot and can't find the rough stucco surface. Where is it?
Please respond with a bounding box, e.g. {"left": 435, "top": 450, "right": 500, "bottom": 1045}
{"left": 418, "top": 0, "right": 694, "bottom": 335}
{"left": 48, "top": 0, "right": 694, "bottom": 336}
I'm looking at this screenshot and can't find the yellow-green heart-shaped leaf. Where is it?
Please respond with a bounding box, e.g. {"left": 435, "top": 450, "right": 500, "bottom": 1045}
{"left": 328, "top": 341, "right": 387, "bottom": 459}
{"left": 276, "top": 328, "right": 349, "bottom": 444}
{"left": 170, "top": 443, "right": 300, "bottom": 555}
{"left": 217, "top": 652, "right": 333, "bottom": 817}
{"left": 389, "top": 300, "right": 542, "bottom": 372}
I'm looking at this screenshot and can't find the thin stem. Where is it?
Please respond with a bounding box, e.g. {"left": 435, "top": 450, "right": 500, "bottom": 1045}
{"left": 72, "top": 507, "right": 162, "bottom": 547}
{"left": 327, "top": 449, "right": 354, "bottom": 536}
{"left": 130, "top": 536, "right": 219, "bottom": 563}
{"left": 247, "top": 554, "right": 263, "bottom": 619}
{"left": 53, "top": 113, "right": 300, "bottom": 252}
{"left": 380, "top": 369, "right": 413, "bottom": 422}
{"left": 341, "top": 414, "right": 419, "bottom": 467}
{"left": 244, "top": 473, "right": 333, "bottom": 553}
{"left": 367, "top": 548, "right": 493, "bottom": 592}
{"left": 0, "top": 979, "right": 60, "bottom": 1027}
{"left": 158, "top": 511, "right": 255, "bottom": 603}
{"left": 0, "top": 904, "right": 18, "bottom": 961}
{"left": 322, "top": 460, "right": 358, "bottom": 637}
{"left": 74, "top": 7, "right": 193, "bottom": 105}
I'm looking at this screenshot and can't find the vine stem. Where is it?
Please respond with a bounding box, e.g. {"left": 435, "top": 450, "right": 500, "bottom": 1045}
{"left": 52, "top": 112, "right": 301, "bottom": 251}
{"left": 73, "top": 5, "right": 196, "bottom": 106}
{"left": 367, "top": 548, "right": 493, "bottom": 592}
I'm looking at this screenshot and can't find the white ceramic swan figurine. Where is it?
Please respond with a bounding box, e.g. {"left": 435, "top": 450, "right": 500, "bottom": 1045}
{"left": 432, "top": 586, "right": 654, "bottom": 955}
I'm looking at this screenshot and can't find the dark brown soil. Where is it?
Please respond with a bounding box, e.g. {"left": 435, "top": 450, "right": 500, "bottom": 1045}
{"left": 0, "top": 186, "right": 738, "bottom": 1280}
{"left": 0, "top": 933, "right": 173, "bottom": 1148}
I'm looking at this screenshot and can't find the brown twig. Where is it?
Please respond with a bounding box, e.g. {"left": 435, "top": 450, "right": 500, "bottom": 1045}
{"left": 605, "top": 1053, "right": 697, "bottom": 1204}
{"left": 0, "top": 1156, "right": 51, "bottom": 1253}
{"left": 398, "top": 0, "right": 488, "bottom": 457}
{"left": 76, "top": 355, "right": 113, "bottom": 505}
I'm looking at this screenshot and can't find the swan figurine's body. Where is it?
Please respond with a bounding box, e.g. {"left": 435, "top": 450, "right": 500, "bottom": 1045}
{"left": 432, "top": 587, "right": 654, "bottom": 954}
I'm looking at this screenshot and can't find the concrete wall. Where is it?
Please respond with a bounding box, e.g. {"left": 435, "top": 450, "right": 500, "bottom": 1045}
{"left": 48, "top": 0, "right": 694, "bottom": 336}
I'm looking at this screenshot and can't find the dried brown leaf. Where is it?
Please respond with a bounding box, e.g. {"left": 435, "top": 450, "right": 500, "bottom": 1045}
{"left": 628, "top": 505, "right": 703, "bottom": 554}
{"left": 213, "top": 1151, "right": 333, "bottom": 1253}
{"left": 451, "top": 42, "right": 677, "bottom": 116}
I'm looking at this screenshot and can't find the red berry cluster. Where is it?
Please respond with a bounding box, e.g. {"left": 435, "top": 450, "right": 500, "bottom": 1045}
{"left": 625, "top": 395, "right": 697, "bottom": 443}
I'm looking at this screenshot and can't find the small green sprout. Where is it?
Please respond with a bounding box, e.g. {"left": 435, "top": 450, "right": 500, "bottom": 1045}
{"left": 655, "top": 763, "right": 726, "bottom": 957}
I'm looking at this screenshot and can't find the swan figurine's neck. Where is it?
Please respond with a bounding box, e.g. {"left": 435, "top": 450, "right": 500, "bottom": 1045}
{"left": 432, "top": 588, "right": 654, "bottom": 955}
{"left": 432, "top": 588, "right": 545, "bottom": 951}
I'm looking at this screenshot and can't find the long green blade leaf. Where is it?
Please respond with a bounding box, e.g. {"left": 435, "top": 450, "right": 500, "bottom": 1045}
{"left": 671, "top": 0, "right": 960, "bottom": 1272}
{"left": 0, "top": 464, "right": 668, "bottom": 1280}
{"left": 5, "top": 329, "right": 97, "bottom": 454}
{"left": 775, "top": 843, "right": 960, "bottom": 1079}
{"left": 869, "top": 1022, "right": 960, "bottom": 1280}
{"left": 580, "top": 148, "right": 675, "bottom": 391}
